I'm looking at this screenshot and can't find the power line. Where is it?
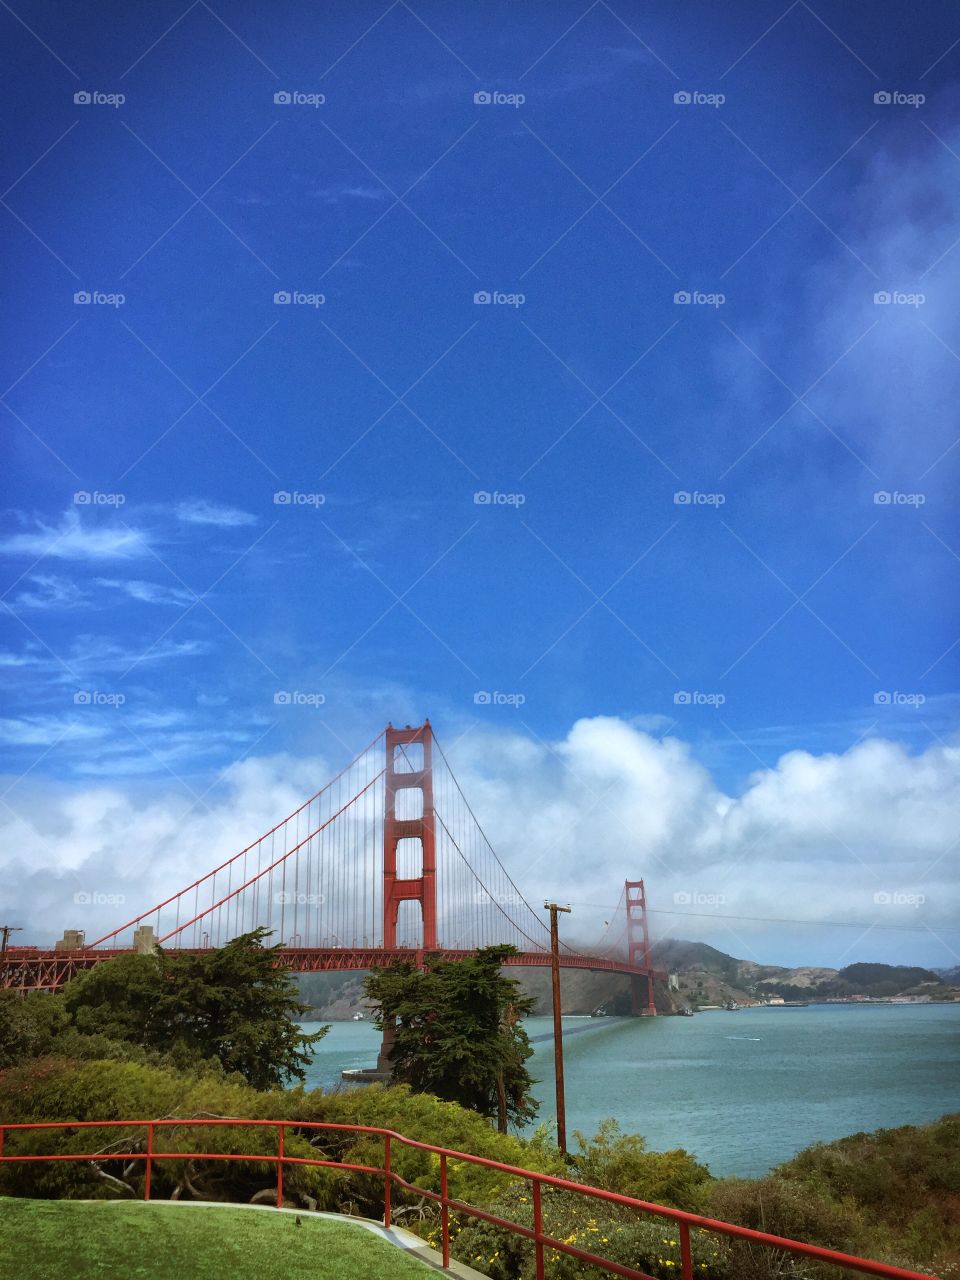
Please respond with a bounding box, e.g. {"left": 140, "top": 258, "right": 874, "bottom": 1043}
{"left": 564, "top": 903, "right": 960, "bottom": 935}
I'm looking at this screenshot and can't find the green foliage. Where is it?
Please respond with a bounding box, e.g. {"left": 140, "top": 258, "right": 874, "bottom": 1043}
{"left": 761, "top": 963, "right": 946, "bottom": 1003}
{"left": 61, "top": 954, "right": 166, "bottom": 1043}
{"left": 571, "top": 1120, "right": 713, "bottom": 1212}
{"left": 0, "top": 987, "right": 179, "bottom": 1071}
{"left": 294, "top": 1082, "right": 563, "bottom": 1218}
{"left": 0, "top": 1057, "right": 556, "bottom": 1217}
{"left": 0, "top": 1055, "right": 330, "bottom": 1206}
{"left": 3, "top": 976, "right": 958, "bottom": 1280}
{"left": 0, "top": 990, "right": 69, "bottom": 1067}
{"left": 771, "top": 1114, "right": 960, "bottom": 1269}
{"left": 453, "top": 1183, "right": 728, "bottom": 1279}
{"left": 59, "top": 929, "right": 327, "bottom": 1087}
{"left": 364, "top": 945, "right": 538, "bottom": 1128}
{"left": 709, "top": 1176, "right": 862, "bottom": 1280}
{"left": 836, "top": 963, "right": 941, "bottom": 994}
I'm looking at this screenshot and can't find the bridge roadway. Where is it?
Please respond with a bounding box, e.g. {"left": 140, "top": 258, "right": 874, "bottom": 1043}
{"left": 1, "top": 945, "right": 663, "bottom": 993}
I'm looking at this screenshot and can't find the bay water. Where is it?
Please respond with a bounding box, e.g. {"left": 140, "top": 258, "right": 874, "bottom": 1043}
{"left": 300, "top": 1003, "right": 960, "bottom": 1177}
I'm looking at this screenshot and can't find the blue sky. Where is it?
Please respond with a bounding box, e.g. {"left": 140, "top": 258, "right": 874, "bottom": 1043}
{"left": 2, "top": 1, "right": 958, "bottom": 966}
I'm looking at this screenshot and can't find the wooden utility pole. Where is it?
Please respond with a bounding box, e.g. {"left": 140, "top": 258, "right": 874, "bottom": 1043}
{"left": 0, "top": 925, "right": 21, "bottom": 961}
{"left": 544, "top": 902, "right": 571, "bottom": 1155}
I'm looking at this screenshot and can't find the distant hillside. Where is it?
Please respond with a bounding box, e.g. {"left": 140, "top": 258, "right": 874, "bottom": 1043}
{"left": 649, "top": 939, "right": 742, "bottom": 985}
{"left": 297, "top": 971, "right": 371, "bottom": 1018}
{"left": 294, "top": 945, "right": 956, "bottom": 1019}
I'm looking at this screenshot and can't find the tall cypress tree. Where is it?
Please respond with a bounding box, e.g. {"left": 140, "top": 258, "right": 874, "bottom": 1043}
{"left": 364, "top": 945, "right": 538, "bottom": 1130}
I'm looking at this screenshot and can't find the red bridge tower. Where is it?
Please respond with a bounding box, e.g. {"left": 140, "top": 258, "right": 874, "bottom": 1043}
{"left": 625, "top": 879, "right": 656, "bottom": 1016}
{"left": 382, "top": 722, "right": 437, "bottom": 950}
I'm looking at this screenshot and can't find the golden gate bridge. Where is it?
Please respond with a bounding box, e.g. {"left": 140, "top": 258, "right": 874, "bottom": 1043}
{"left": 1, "top": 722, "right": 662, "bottom": 1013}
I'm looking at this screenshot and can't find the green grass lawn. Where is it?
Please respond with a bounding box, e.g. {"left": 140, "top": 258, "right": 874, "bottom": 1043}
{"left": 0, "top": 1198, "right": 436, "bottom": 1279}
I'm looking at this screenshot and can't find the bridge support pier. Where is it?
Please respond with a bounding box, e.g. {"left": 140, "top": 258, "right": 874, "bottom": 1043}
{"left": 631, "top": 973, "right": 657, "bottom": 1016}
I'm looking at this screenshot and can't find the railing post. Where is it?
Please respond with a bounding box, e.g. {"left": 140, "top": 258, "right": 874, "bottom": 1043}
{"left": 277, "top": 1123, "right": 284, "bottom": 1207}
{"left": 144, "top": 1122, "right": 153, "bottom": 1201}
{"left": 440, "top": 1152, "right": 450, "bottom": 1268}
{"left": 532, "top": 1178, "right": 544, "bottom": 1280}
{"left": 679, "top": 1220, "right": 693, "bottom": 1280}
{"left": 383, "top": 1134, "right": 391, "bottom": 1228}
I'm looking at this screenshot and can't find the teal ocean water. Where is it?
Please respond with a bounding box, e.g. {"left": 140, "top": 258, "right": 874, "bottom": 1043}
{"left": 300, "top": 1003, "right": 960, "bottom": 1177}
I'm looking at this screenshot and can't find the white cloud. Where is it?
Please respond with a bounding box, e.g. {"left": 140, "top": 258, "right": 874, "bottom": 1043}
{"left": 1, "top": 635, "right": 208, "bottom": 678}
{"left": 720, "top": 122, "right": 960, "bottom": 493}
{"left": 443, "top": 718, "right": 959, "bottom": 964}
{"left": 94, "top": 578, "right": 195, "bottom": 607}
{"left": 0, "top": 716, "right": 106, "bottom": 747}
{"left": 12, "top": 574, "right": 89, "bottom": 610}
{"left": 0, "top": 511, "right": 147, "bottom": 560}
{"left": 0, "top": 651, "right": 37, "bottom": 668}
{"left": 11, "top": 573, "right": 195, "bottom": 610}
{"left": 1, "top": 717, "right": 957, "bottom": 966}
{"left": 176, "top": 500, "right": 257, "bottom": 528}
{"left": 314, "top": 184, "right": 387, "bottom": 204}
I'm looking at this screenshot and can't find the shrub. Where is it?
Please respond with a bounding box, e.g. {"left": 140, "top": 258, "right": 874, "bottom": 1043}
{"left": 571, "top": 1120, "right": 713, "bottom": 1212}
{"left": 452, "top": 1183, "right": 729, "bottom": 1279}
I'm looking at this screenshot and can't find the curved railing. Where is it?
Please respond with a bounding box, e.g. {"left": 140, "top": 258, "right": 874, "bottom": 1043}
{"left": 0, "top": 1118, "right": 936, "bottom": 1280}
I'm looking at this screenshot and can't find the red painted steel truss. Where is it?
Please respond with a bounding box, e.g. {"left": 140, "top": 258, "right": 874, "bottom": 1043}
{"left": 1, "top": 945, "right": 663, "bottom": 994}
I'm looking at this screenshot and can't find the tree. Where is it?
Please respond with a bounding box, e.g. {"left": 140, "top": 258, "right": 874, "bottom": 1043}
{"left": 61, "top": 953, "right": 166, "bottom": 1044}
{"left": 60, "top": 929, "right": 326, "bottom": 1088}
{"left": 364, "top": 946, "right": 537, "bottom": 1130}
{"left": 0, "top": 990, "right": 69, "bottom": 1067}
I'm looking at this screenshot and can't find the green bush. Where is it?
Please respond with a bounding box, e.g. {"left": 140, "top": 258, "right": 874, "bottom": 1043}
{"left": 771, "top": 1115, "right": 960, "bottom": 1271}
{"left": 452, "top": 1183, "right": 729, "bottom": 1279}
{"left": 289, "top": 1082, "right": 563, "bottom": 1219}
{"left": 570, "top": 1120, "right": 713, "bottom": 1212}
{"left": 0, "top": 1058, "right": 557, "bottom": 1218}
{"left": 0, "top": 1056, "right": 327, "bottom": 1206}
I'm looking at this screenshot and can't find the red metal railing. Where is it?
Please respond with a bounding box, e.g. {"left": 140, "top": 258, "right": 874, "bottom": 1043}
{"left": 0, "top": 1119, "right": 937, "bottom": 1280}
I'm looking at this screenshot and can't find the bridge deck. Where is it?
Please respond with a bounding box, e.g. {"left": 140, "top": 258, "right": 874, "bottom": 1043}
{"left": 1, "top": 946, "right": 662, "bottom": 993}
